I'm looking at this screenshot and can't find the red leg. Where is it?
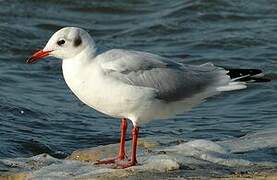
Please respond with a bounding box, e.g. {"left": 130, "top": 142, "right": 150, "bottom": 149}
{"left": 95, "top": 118, "right": 127, "bottom": 164}
{"left": 115, "top": 126, "right": 139, "bottom": 168}
{"left": 118, "top": 118, "right": 127, "bottom": 160}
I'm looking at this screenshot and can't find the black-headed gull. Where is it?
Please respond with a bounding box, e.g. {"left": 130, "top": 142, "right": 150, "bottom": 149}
{"left": 26, "top": 27, "right": 269, "bottom": 168}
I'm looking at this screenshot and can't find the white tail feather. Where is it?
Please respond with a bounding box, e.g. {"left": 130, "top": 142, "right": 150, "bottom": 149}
{"left": 217, "top": 82, "right": 247, "bottom": 92}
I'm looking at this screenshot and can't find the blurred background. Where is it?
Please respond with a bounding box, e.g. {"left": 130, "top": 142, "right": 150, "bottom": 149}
{"left": 0, "top": 0, "right": 276, "bottom": 166}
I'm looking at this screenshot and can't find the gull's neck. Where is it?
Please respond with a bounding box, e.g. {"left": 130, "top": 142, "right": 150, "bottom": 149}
{"left": 62, "top": 45, "right": 96, "bottom": 73}
{"left": 62, "top": 45, "right": 97, "bottom": 87}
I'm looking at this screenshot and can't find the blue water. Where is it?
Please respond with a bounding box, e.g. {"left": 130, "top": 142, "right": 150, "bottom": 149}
{"left": 0, "top": 0, "right": 276, "bottom": 166}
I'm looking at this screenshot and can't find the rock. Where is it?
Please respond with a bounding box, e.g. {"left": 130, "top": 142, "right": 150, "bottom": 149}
{"left": 66, "top": 143, "right": 120, "bottom": 162}
{"left": 66, "top": 137, "right": 163, "bottom": 162}
{"left": 0, "top": 172, "right": 30, "bottom": 180}
{"left": 140, "top": 154, "right": 180, "bottom": 171}
{"left": 1, "top": 134, "right": 277, "bottom": 179}
{"left": 212, "top": 173, "right": 277, "bottom": 180}
{"left": 138, "top": 138, "right": 160, "bottom": 148}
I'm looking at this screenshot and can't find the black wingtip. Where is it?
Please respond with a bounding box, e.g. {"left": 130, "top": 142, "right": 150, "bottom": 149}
{"left": 226, "top": 68, "right": 271, "bottom": 83}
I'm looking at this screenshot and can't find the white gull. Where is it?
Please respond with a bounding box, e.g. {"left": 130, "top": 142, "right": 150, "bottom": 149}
{"left": 26, "top": 27, "right": 269, "bottom": 168}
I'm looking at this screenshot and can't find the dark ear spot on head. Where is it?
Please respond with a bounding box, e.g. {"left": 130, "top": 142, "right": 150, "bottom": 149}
{"left": 74, "top": 36, "right": 82, "bottom": 47}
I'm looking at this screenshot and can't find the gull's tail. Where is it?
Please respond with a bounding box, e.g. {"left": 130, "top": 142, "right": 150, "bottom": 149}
{"left": 226, "top": 68, "right": 271, "bottom": 83}
{"left": 216, "top": 68, "right": 270, "bottom": 92}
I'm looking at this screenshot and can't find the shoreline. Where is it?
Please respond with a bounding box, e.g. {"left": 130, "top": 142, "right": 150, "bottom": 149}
{"left": 0, "top": 135, "right": 276, "bottom": 179}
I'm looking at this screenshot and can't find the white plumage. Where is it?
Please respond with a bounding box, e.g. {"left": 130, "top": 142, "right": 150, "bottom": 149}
{"left": 50, "top": 28, "right": 247, "bottom": 126}
{"left": 27, "top": 27, "right": 267, "bottom": 168}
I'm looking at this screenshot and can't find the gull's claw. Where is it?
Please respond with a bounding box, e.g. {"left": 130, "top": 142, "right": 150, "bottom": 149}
{"left": 95, "top": 153, "right": 128, "bottom": 165}
{"left": 113, "top": 160, "right": 137, "bottom": 169}
{"left": 94, "top": 158, "right": 116, "bottom": 165}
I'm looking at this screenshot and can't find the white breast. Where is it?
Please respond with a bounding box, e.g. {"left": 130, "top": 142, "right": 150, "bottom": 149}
{"left": 62, "top": 58, "right": 150, "bottom": 119}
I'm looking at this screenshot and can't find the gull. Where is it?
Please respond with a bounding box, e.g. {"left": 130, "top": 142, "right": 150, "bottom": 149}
{"left": 26, "top": 27, "right": 269, "bottom": 168}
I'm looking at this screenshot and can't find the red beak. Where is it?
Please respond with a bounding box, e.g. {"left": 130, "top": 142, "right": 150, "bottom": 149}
{"left": 26, "top": 50, "right": 51, "bottom": 64}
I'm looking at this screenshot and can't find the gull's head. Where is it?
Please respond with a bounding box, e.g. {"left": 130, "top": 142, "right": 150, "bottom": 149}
{"left": 26, "top": 27, "right": 96, "bottom": 64}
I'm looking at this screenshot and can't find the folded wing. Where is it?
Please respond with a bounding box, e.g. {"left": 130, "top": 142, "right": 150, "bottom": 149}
{"left": 99, "top": 49, "right": 233, "bottom": 102}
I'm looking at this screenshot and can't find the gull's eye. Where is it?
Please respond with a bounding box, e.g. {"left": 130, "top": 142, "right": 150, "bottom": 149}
{"left": 57, "top": 39, "right": 65, "bottom": 46}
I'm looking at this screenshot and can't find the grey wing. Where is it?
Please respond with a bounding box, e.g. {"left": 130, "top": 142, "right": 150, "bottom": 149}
{"left": 100, "top": 50, "right": 228, "bottom": 102}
